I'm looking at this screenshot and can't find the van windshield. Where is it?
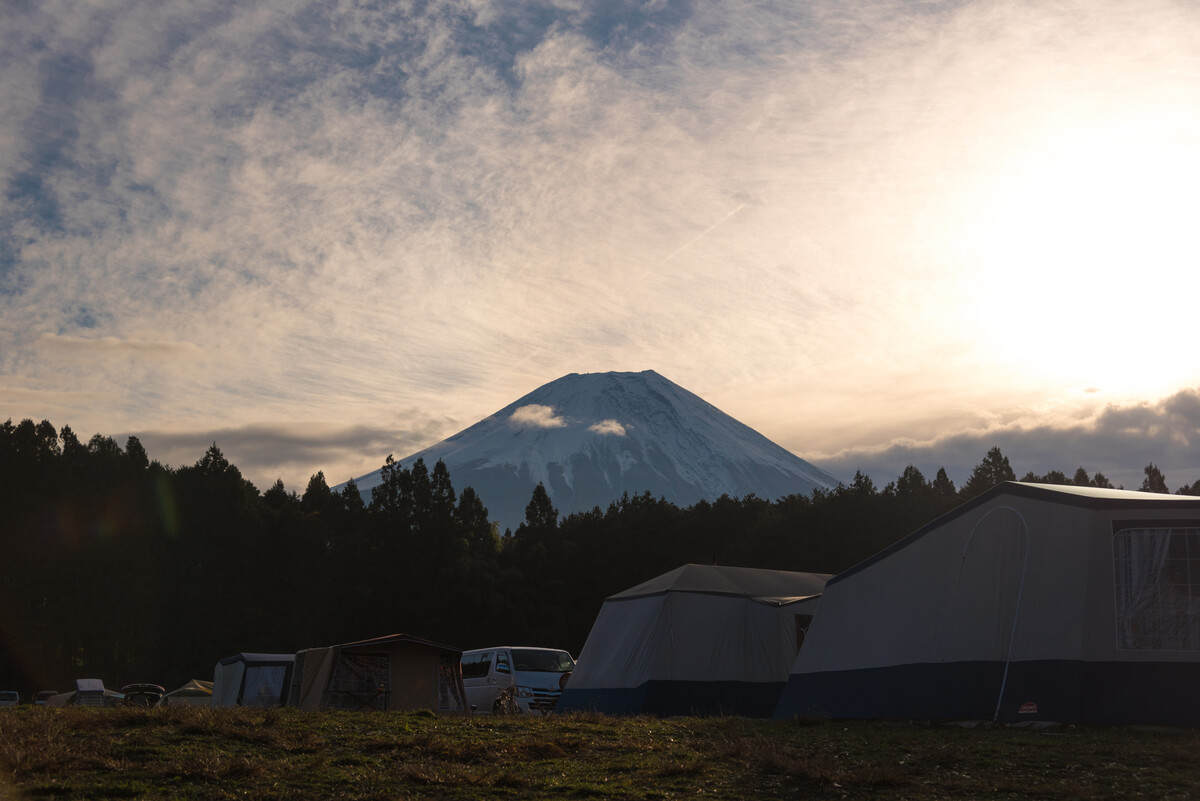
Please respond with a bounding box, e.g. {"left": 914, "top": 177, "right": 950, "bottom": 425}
{"left": 511, "top": 649, "right": 574, "bottom": 673}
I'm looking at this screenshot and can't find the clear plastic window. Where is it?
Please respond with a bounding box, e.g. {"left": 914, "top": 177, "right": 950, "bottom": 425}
{"left": 1114, "top": 528, "right": 1200, "bottom": 651}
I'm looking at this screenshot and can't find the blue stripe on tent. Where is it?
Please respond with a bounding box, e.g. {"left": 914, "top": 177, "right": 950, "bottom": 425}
{"left": 557, "top": 680, "right": 785, "bottom": 717}
{"left": 774, "top": 660, "right": 1200, "bottom": 725}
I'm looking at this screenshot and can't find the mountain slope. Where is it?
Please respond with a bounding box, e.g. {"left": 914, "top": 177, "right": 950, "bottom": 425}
{"left": 350, "top": 370, "right": 840, "bottom": 532}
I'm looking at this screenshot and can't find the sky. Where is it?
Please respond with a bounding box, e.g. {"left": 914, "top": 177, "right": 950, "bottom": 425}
{"left": 3, "top": 0, "right": 1200, "bottom": 496}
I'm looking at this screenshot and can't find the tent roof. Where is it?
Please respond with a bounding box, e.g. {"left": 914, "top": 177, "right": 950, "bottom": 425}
{"left": 165, "top": 679, "right": 213, "bottom": 696}
{"left": 315, "top": 633, "right": 462, "bottom": 654}
{"left": 831, "top": 481, "right": 1200, "bottom": 587}
{"left": 609, "top": 563, "right": 830, "bottom": 602}
{"left": 217, "top": 652, "right": 296, "bottom": 666}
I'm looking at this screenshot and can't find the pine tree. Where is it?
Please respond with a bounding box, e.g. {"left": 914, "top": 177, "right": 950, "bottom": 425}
{"left": 960, "top": 447, "right": 1016, "bottom": 500}
{"left": 1141, "top": 463, "right": 1169, "bottom": 494}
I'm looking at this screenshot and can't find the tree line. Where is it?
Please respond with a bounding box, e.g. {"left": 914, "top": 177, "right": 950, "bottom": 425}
{"left": 0, "top": 419, "right": 1193, "bottom": 696}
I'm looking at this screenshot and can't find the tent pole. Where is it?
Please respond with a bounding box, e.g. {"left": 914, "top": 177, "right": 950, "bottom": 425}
{"left": 963, "top": 505, "right": 1030, "bottom": 723}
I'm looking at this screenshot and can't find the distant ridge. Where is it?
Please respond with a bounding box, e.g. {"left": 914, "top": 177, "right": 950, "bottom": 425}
{"left": 349, "top": 370, "right": 840, "bottom": 532}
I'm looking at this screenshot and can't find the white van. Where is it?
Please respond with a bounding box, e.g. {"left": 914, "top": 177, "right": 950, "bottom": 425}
{"left": 460, "top": 646, "right": 575, "bottom": 714}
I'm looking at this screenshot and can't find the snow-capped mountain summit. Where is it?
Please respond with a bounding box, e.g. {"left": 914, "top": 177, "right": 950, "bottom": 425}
{"left": 350, "top": 370, "right": 840, "bottom": 532}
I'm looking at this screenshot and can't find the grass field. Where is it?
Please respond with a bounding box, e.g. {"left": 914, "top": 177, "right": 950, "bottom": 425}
{"left": 2, "top": 706, "right": 1200, "bottom": 799}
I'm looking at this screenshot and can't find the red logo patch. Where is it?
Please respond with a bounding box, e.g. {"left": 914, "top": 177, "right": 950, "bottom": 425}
{"left": 1018, "top": 701, "right": 1038, "bottom": 715}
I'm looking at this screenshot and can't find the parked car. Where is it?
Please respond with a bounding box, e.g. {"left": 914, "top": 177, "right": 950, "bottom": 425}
{"left": 0, "top": 691, "right": 19, "bottom": 707}
{"left": 460, "top": 646, "right": 575, "bottom": 714}
{"left": 34, "top": 690, "right": 58, "bottom": 706}
{"left": 120, "top": 684, "right": 166, "bottom": 708}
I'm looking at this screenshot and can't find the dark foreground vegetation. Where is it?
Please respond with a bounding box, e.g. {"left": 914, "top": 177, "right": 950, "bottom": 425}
{"left": 2, "top": 706, "right": 1200, "bottom": 800}
{"left": 2, "top": 417, "right": 1196, "bottom": 695}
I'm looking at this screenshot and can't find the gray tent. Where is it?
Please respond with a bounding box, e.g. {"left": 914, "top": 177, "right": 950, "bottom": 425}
{"left": 46, "top": 678, "right": 123, "bottom": 708}
{"left": 212, "top": 653, "right": 295, "bottom": 708}
{"left": 775, "top": 482, "right": 1200, "bottom": 724}
{"left": 289, "top": 633, "right": 466, "bottom": 712}
{"left": 556, "top": 564, "right": 830, "bottom": 717}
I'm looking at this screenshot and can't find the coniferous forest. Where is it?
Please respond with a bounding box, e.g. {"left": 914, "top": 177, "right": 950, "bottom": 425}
{"left": 1, "top": 417, "right": 1194, "bottom": 696}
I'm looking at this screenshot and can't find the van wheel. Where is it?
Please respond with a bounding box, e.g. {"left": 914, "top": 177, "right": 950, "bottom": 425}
{"left": 493, "top": 688, "right": 517, "bottom": 715}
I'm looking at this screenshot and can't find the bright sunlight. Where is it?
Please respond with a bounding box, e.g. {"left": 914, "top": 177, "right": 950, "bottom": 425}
{"left": 960, "top": 110, "right": 1200, "bottom": 398}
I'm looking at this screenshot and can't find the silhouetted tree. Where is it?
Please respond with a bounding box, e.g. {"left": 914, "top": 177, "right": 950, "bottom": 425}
{"left": 301, "top": 471, "right": 334, "bottom": 515}
{"left": 1177, "top": 480, "right": 1200, "bottom": 497}
{"left": 932, "top": 467, "right": 957, "bottom": 502}
{"left": 960, "top": 447, "right": 1016, "bottom": 500}
{"left": 1141, "top": 463, "right": 1169, "bottom": 494}
{"left": 125, "top": 436, "right": 150, "bottom": 472}
{"left": 519, "top": 482, "right": 559, "bottom": 536}
{"left": 264, "top": 478, "right": 298, "bottom": 510}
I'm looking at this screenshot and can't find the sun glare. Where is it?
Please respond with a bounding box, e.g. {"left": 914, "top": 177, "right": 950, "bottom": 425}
{"left": 960, "top": 113, "right": 1200, "bottom": 398}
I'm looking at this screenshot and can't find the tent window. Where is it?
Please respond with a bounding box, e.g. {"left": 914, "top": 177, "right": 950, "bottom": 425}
{"left": 1114, "top": 527, "right": 1200, "bottom": 651}
{"left": 241, "top": 665, "right": 288, "bottom": 707}
{"left": 327, "top": 654, "right": 390, "bottom": 710}
{"left": 794, "top": 614, "right": 814, "bottom": 655}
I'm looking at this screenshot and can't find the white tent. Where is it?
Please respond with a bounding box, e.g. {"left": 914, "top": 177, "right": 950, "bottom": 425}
{"left": 775, "top": 482, "right": 1200, "bottom": 725}
{"left": 212, "top": 653, "right": 294, "bottom": 708}
{"left": 556, "top": 564, "right": 829, "bottom": 717}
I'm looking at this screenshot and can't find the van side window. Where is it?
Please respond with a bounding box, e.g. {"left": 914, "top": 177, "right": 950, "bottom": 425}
{"left": 495, "top": 650, "right": 510, "bottom": 674}
{"left": 461, "top": 652, "right": 492, "bottom": 680}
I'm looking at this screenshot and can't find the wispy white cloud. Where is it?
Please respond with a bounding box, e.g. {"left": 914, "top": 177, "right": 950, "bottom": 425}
{"left": 589, "top": 419, "right": 627, "bottom": 436}
{"left": 510, "top": 404, "right": 567, "bottom": 429}
{"left": 35, "top": 333, "right": 201, "bottom": 359}
{"left": 2, "top": 0, "right": 1198, "bottom": 490}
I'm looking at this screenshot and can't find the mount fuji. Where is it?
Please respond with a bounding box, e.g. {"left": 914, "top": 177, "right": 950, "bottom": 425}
{"left": 349, "top": 370, "right": 840, "bottom": 532}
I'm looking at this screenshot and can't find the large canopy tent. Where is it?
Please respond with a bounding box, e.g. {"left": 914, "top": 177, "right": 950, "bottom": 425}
{"left": 774, "top": 482, "right": 1200, "bottom": 725}
{"left": 288, "top": 633, "right": 466, "bottom": 713}
{"left": 556, "top": 563, "right": 830, "bottom": 717}
{"left": 212, "top": 653, "right": 295, "bottom": 708}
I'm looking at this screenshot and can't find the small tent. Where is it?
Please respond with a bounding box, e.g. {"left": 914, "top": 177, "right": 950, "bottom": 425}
{"left": 774, "top": 482, "right": 1200, "bottom": 725}
{"left": 289, "top": 633, "right": 466, "bottom": 712}
{"left": 212, "top": 653, "right": 294, "bottom": 708}
{"left": 46, "top": 678, "right": 123, "bottom": 708}
{"left": 556, "top": 564, "right": 830, "bottom": 717}
{"left": 157, "top": 679, "right": 214, "bottom": 707}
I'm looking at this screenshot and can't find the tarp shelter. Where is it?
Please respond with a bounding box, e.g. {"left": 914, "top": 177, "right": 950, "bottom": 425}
{"left": 775, "top": 482, "right": 1200, "bottom": 725}
{"left": 46, "top": 678, "right": 124, "bottom": 708}
{"left": 556, "top": 564, "right": 830, "bottom": 717}
{"left": 289, "top": 633, "right": 466, "bottom": 712}
{"left": 157, "top": 679, "right": 214, "bottom": 707}
{"left": 212, "top": 653, "right": 294, "bottom": 708}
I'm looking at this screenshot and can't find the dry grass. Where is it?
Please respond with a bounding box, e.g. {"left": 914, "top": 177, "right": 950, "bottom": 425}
{"left": 2, "top": 706, "right": 1200, "bottom": 799}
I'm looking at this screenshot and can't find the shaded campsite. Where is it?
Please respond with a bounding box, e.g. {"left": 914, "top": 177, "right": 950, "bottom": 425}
{"left": 24, "top": 482, "right": 1200, "bottom": 729}
{"left": 3, "top": 705, "right": 1200, "bottom": 800}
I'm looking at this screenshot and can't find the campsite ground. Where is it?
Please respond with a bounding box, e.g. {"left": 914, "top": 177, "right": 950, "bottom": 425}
{"left": 1, "top": 706, "right": 1199, "bottom": 799}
